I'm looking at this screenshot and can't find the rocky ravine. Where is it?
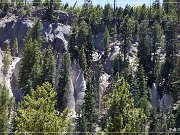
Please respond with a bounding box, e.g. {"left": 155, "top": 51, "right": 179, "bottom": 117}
{"left": 0, "top": 9, "right": 174, "bottom": 116}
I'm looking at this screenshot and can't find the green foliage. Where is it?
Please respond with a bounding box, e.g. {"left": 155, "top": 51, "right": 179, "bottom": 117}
{"left": 30, "top": 19, "right": 42, "bottom": 41}
{"left": 15, "top": 82, "right": 71, "bottom": 134}
{"left": 104, "top": 77, "right": 147, "bottom": 132}
{"left": 79, "top": 46, "right": 87, "bottom": 72}
{"left": 120, "top": 15, "right": 132, "bottom": 63}
{"left": 161, "top": 20, "right": 179, "bottom": 95}
{"left": 19, "top": 38, "right": 41, "bottom": 95}
{"left": 170, "top": 56, "right": 180, "bottom": 102}
{"left": 75, "top": 107, "right": 87, "bottom": 134}
{"left": 12, "top": 38, "right": 19, "bottom": 57}
{"left": 112, "top": 54, "right": 124, "bottom": 76}
{"left": 133, "top": 66, "right": 152, "bottom": 116}
{"left": 32, "top": 0, "right": 42, "bottom": 6}
{"left": 19, "top": 8, "right": 27, "bottom": 16}
{"left": 68, "top": 26, "right": 78, "bottom": 61}
{"left": 3, "top": 45, "right": 12, "bottom": 76}
{"left": 83, "top": 74, "right": 98, "bottom": 132}
{"left": 57, "top": 53, "right": 71, "bottom": 111}
{"left": 103, "top": 4, "right": 113, "bottom": 27}
{"left": 150, "top": 21, "right": 164, "bottom": 84}
{"left": 102, "top": 27, "right": 110, "bottom": 59}
{"left": 77, "top": 21, "right": 89, "bottom": 50}
{"left": 41, "top": 46, "right": 55, "bottom": 87}
{"left": 27, "top": 40, "right": 42, "bottom": 93}
{"left": 85, "top": 28, "right": 95, "bottom": 66}
{"left": 138, "top": 20, "right": 151, "bottom": 77}
{"left": 0, "top": 85, "right": 11, "bottom": 134}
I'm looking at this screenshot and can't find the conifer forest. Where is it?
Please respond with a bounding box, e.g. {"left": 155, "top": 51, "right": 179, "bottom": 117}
{"left": 0, "top": 0, "right": 180, "bottom": 134}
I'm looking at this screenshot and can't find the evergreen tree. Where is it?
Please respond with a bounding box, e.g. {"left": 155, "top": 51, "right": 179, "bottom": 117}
{"left": 150, "top": 21, "right": 163, "bottom": 84}
{"left": 104, "top": 77, "right": 147, "bottom": 132}
{"left": 75, "top": 108, "right": 87, "bottom": 134}
{"left": 103, "top": 4, "right": 113, "bottom": 27}
{"left": 134, "top": 66, "right": 152, "bottom": 116}
{"left": 15, "top": 82, "right": 71, "bottom": 133}
{"left": 149, "top": 108, "right": 159, "bottom": 133}
{"left": 3, "top": 45, "right": 12, "bottom": 76}
{"left": 27, "top": 40, "right": 42, "bottom": 94}
{"left": 170, "top": 56, "right": 180, "bottom": 102}
{"left": 77, "top": 21, "right": 89, "bottom": 50}
{"left": 161, "top": 20, "right": 179, "bottom": 94}
{"left": 12, "top": 38, "right": 18, "bottom": 57}
{"left": 120, "top": 15, "right": 132, "bottom": 63}
{"left": 57, "top": 53, "right": 71, "bottom": 111}
{"left": 41, "top": 46, "right": 55, "bottom": 87}
{"left": 79, "top": 46, "right": 87, "bottom": 72}
{"left": 30, "top": 19, "right": 42, "bottom": 41}
{"left": 19, "top": 38, "right": 34, "bottom": 93}
{"left": 69, "top": 26, "right": 78, "bottom": 61}
{"left": 0, "top": 85, "right": 10, "bottom": 134}
{"left": 83, "top": 73, "right": 98, "bottom": 132}
{"left": 102, "top": 27, "right": 110, "bottom": 59}
{"left": 19, "top": 38, "right": 41, "bottom": 95}
{"left": 85, "top": 27, "right": 95, "bottom": 67}
{"left": 138, "top": 20, "right": 151, "bottom": 76}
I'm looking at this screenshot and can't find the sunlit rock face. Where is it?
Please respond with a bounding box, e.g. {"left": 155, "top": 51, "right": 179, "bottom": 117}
{"left": 74, "top": 70, "right": 86, "bottom": 112}
{"left": 104, "top": 45, "right": 120, "bottom": 74}
{"left": 151, "top": 83, "right": 159, "bottom": 107}
{"left": 99, "top": 73, "right": 110, "bottom": 114}
{"left": 0, "top": 12, "right": 71, "bottom": 52}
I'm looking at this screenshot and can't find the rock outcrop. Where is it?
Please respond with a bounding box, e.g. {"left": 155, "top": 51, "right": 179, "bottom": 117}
{"left": 0, "top": 11, "right": 71, "bottom": 52}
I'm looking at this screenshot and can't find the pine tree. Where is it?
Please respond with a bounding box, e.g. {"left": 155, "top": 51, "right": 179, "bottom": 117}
{"left": 19, "top": 38, "right": 41, "bottom": 95}
{"left": 57, "top": 53, "right": 71, "bottom": 111}
{"left": 136, "top": 66, "right": 152, "bottom": 114}
{"left": 75, "top": 108, "right": 87, "bottom": 134}
{"left": 79, "top": 46, "right": 87, "bottom": 72}
{"left": 150, "top": 21, "right": 163, "bottom": 84}
{"left": 3, "top": 45, "right": 12, "bottom": 76}
{"left": 30, "top": 19, "right": 42, "bottom": 41}
{"left": 102, "top": 27, "right": 110, "bottom": 59}
{"left": 170, "top": 56, "right": 180, "bottom": 102}
{"left": 161, "top": 20, "right": 179, "bottom": 94}
{"left": 77, "top": 21, "right": 89, "bottom": 50}
{"left": 41, "top": 46, "right": 55, "bottom": 87}
{"left": 12, "top": 38, "right": 18, "bottom": 57}
{"left": 104, "top": 77, "right": 147, "bottom": 132}
{"left": 85, "top": 27, "right": 95, "bottom": 67}
{"left": 103, "top": 4, "right": 113, "bottom": 27}
{"left": 19, "top": 37, "right": 34, "bottom": 91}
{"left": 0, "top": 85, "right": 10, "bottom": 134}
{"left": 120, "top": 15, "right": 132, "bottom": 63}
{"left": 130, "top": 78, "right": 140, "bottom": 107}
{"left": 69, "top": 26, "right": 78, "bottom": 61}
{"left": 138, "top": 20, "right": 151, "bottom": 76}
{"left": 27, "top": 40, "right": 42, "bottom": 94}
{"left": 83, "top": 74, "right": 98, "bottom": 132}
{"left": 15, "top": 82, "right": 71, "bottom": 133}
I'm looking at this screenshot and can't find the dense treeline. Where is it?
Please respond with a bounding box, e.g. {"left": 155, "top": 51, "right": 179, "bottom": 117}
{"left": 0, "top": 0, "right": 180, "bottom": 134}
